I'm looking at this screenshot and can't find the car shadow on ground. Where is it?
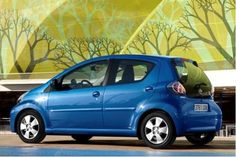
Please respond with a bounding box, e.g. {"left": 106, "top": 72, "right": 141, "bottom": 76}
{"left": 42, "top": 139, "right": 235, "bottom": 150}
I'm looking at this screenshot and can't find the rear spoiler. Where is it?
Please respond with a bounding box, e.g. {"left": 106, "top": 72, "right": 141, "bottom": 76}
{"left": 172, "top": 58, "right": 198, "bottom": 67}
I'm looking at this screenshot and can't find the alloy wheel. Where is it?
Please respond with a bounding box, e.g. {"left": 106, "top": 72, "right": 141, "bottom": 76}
{"left": 144, "top": 117, "right": 169, "bottom": 144}
{"left": 20, "top": 115, "right": 39, "bottom": 140}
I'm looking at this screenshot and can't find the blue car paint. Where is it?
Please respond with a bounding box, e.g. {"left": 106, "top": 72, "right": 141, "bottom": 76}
{"left": 102, "top": 61, "right": 159, "bottom": 129}
{"left": 10, "top": 55, "right": 222, "bottom": 137}
{"left": 47, "top": 86, "right": 105, "bottom": 129}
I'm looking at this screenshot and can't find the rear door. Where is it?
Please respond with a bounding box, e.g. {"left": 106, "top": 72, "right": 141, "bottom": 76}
{"left": 103, "top": 59, "right": 156, "bottom": 129}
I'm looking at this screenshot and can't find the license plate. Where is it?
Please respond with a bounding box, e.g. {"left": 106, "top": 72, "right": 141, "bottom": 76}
{"left": 194, "top": 104, "right": 208, "bottom": 112}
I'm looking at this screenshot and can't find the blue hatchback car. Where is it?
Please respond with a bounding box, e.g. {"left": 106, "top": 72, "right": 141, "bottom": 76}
{"left": 10, "top": 55, "right": 222, "bottom": 148}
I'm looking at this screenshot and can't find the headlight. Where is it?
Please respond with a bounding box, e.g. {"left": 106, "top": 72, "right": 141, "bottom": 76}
{"left": 17, "top": 92, "right": 28, "bottom": 104}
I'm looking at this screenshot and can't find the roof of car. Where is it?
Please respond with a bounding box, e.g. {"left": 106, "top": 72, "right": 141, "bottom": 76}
{"left": 89, "top": 54, "right": 177, "bottom": 62}
{"left": 53, "top": 54, "right": 188, "bottom": 80}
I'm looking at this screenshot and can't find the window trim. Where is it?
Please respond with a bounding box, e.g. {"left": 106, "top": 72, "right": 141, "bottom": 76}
{"left": 171, "top": 58, "right": 212, "bottom": 98}
{"left": 106, "top": 59, "right": 155, "bottom": 86}
{"left": 48, "top": 59, "right": 111, "bottom": 92}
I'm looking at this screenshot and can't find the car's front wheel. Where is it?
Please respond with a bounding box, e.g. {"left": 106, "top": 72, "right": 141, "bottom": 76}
{"left": 140, "top": 111, "right": 176, "bottom": 149}
{"left": 185, "top": 132, "right": 215, "bottom": 145}
{"left": 71, "top": 135, "right": 93, "bottom": 143}
{"left": 16, "top": 110, "right": 46, "bottom": 143}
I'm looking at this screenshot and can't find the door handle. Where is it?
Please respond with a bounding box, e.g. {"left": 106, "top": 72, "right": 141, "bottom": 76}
{"left": 92, "top": 91, "right": 100, "bottom": 97}
{"left": 145, "top": 86, "right": 154, "bottom": 92}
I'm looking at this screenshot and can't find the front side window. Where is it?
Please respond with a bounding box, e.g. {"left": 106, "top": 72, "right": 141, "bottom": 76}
{"left": 61, "top": 60, "right": 108, "bottom": 90}
{"left": 109, "top": 60, "right": 153, "bottom": 85}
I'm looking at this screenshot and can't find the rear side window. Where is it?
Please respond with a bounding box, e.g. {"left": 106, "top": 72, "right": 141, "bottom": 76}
{"left": 173, "top": 59, "right": 212, "bottom": 98}
{"left": 108, "top": 60, "right": 153, "bottom": 85}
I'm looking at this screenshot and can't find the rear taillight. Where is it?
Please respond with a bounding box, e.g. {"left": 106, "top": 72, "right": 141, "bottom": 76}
{"left": 168, "top": 81, "right": 186, "bottom": 95}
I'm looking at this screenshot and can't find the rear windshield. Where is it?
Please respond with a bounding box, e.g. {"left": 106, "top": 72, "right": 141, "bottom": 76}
{"left": 173, "top": 59, "right": 212, "bottom": 98}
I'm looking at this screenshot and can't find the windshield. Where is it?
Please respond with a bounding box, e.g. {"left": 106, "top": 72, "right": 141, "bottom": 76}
{"left": 173, "top": 59, "right": 212, "bottom": 98}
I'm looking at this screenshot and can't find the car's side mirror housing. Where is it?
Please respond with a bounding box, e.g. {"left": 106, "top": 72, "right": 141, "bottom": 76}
{"left": 50, "top": 79, "right": 59, "bottom": 90}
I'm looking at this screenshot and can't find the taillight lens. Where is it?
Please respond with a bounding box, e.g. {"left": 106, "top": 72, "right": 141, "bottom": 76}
{"left": 168, "top": 81, "right": 186, "bottom": 95}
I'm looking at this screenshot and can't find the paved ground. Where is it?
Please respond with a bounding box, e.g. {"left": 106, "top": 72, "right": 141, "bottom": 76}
{"left": 0, "top": 133, "right": 235, "bottom": 156}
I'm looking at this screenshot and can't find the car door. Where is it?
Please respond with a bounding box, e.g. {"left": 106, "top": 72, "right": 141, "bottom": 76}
{"left": 103, "top": 59, "right": 156, "bottom": 129}
{"left": 47, "top": 60, "right": 109, "bottom": 129}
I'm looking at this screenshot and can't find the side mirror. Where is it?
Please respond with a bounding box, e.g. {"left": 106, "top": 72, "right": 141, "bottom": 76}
{"left": 51, "top": 79, "right": 59, "bottom": 90}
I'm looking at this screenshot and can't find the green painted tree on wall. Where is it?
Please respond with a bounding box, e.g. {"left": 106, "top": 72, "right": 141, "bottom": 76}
{"left": 47, "top": 0, "right": 135, "bottom": 43}
{"left": 180, "top": 0, "right": 235, "bottom": 67}
{"left": 0, "top": 0, "right": 235, "bottom": 79}
{"left": 0, "top": 10, "right": 58, "bottom": 78}
{"left": 0, "top": 25, "right": 5, "bottom": 74}
{"left": 55, "top": 37, "right": 122, "bottom": 69}
{"left": 127, "top": 22, "right": 190, "bottom": 55}
{"left": 0, "top": 10, "right": 30, "bottom": 73}
{"left": 25, "top": 27, "right": 59, "bottom": 73}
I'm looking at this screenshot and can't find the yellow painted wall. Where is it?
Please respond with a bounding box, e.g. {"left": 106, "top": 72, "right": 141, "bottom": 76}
{"left": 0, "top": 0, "right": 235, "bottom": 79}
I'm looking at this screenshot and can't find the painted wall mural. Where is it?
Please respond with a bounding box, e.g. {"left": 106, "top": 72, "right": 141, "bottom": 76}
{"left": 0, "top": 0, "right": 235, "bottom": 79}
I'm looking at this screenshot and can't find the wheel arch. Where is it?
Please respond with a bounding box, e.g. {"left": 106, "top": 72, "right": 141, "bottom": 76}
{"left": 11, "top": 103, "right": 49, "bottom": 133}
{"left": 136, "top": 109, "right": 177, "bottom": 140}
{"left": 15, "top": 109, "right": 39, "bottom": 132}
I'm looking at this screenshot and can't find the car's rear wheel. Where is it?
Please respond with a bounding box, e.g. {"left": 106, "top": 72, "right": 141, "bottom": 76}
{"left": 71, "top": 135, "right": 93, "bottom": 143}
{"left": 185, "top": 132, "right": 215, "bottom": 145}
{"left": 16, "top": 110, "right": 46, "bottom": 143}
{"left": 140, "top": 111, "right": 176, "bottom": 149}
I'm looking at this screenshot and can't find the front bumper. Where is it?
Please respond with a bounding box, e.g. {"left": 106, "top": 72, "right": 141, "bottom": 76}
{"left": 10, "top": 106, "right": 18, "bottom": 133}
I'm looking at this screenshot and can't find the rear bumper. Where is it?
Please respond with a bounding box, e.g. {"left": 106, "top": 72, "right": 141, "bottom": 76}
{"left": 182, "top": 111, "right": 222, "bottom": 133}
{"left": 175, "top": 97, "right": 222, "bottom": 136}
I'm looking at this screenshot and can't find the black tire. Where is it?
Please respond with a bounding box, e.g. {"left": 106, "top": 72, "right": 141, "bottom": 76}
{"left": 140, "top": 111, "right": 176, "bottom": 149}
{"left": 71, "top": 135, "right": 93, "bottom": 143}
{"left": 16, "top": 110, "right": 46, "bottom": 143}
{"left": 185, "top": 132, "right": 215, "bottom": 145}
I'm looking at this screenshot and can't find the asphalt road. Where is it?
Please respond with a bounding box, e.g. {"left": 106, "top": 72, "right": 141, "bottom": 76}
{"left": 0, "top": 133, "right": 235, "bottom": 156}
